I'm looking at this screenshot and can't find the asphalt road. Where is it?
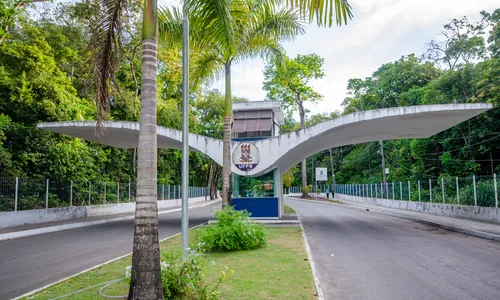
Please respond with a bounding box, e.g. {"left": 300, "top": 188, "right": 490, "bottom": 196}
{"left": 286, "top": 197, "right": 500, "bottom": 300}
{"left": 0, "top": 202, "right": 218, "bottom": 299}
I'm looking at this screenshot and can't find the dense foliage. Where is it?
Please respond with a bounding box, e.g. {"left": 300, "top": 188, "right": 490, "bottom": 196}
{"left": 284, "top": 8, "right": 500, "bottom": 188}
{"left": 196, "top": 207, "right": 267, "bottom": 252}
{"left": 0, "top": 2, "right": 227, "bottom": 197}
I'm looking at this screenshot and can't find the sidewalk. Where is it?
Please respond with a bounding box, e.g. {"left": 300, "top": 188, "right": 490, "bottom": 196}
{"left": 339, "top": 199, "right": 500, "bottom": 241}
{"left": 0, "top": 199, "right": 220, "bottom": 241}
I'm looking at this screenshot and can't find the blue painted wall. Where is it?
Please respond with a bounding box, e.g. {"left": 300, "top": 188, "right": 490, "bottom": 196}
{"left": 232, "top": 197, "right": 279, "bottom": 218}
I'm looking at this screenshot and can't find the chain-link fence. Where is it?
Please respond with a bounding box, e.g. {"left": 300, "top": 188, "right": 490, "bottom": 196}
{"left": 328, "top": 174, "right": 499, "bottom": 208}
{"left": 0, "top": 177, "right": 208, "bottom": 212}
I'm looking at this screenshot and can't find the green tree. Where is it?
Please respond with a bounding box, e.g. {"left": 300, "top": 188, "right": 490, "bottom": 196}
{"left": 423, "top": 10, "right": 495, "bottom": 70}
{"left": 487, "top": 9, "right": 500, "bottom": 57}
{"left": 263, "top": 53, "right": 325, "bottom": 197}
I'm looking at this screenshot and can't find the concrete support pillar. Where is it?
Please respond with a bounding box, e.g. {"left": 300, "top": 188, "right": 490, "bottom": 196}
{"left": 274, "top": 168, "right": 284, "bottom": 218}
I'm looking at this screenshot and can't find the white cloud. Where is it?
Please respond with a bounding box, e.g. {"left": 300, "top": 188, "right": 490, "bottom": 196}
{"left": 158, "top": 0, "right": 499, "bottom": 116}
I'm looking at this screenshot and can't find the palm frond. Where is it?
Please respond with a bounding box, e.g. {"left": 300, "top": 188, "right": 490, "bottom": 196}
{"left": 88, "top": 0, "right": 124, "bottom": 126}
{"left": 251, "top": 6, "right": 306, "bottom": 43}
{"left": 184, "top": 0, "right": 245, "bottom": 59}
{"left": 158, "top": 6, "right": 184, "bottom": 49}
{"left": 287, "top": 0, "right": 353, "bottom": 27}
{"left": 190, "top": 48, "right": 225, "bottom": 86}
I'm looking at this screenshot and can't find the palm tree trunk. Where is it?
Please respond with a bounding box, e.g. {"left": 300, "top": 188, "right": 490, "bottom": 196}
{"left": 222, "top": 61, "right": 232, "bottom": 208}
{"left": 128, "top": 0, "right": 164, "bottom": 299}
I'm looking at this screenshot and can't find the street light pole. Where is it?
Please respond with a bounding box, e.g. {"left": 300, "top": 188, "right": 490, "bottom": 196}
{"left": 181, "top": 2, "right": 189, "bottom": 254}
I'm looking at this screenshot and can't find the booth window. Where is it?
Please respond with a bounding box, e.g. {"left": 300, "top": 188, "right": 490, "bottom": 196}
{"left": 232, "top": 170, "right": 275, "bottom": 198}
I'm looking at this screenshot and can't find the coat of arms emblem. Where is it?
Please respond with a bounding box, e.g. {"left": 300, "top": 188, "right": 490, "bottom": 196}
{"left": 239, "top": 144, "right": 253, "bottom": 163}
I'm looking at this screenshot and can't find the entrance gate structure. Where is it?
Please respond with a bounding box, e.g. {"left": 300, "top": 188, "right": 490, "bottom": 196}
{"left": 38, "top": 103, "right": 492, "bottom": 218}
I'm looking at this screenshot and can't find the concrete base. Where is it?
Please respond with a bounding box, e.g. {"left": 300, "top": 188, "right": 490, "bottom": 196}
{"left": 0, "top": 197, "right": 208, "bottom": 228}
{"left": 337, "top": 194, "right": 500, "bottom": 224}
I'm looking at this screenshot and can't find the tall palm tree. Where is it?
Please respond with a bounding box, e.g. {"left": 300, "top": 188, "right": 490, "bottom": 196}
{"left": 90, "top": 0, "right": 351, "bottom": 297}
{"left": 160, "top": 0, "right": 309, "bottom": 207}
{"left": 89, "top": 0, "right": 164, "bottom": 298}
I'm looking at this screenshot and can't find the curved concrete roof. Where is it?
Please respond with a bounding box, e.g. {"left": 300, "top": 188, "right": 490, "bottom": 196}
{"left": 38, "top": 103, "right": 492, "bottom": 177}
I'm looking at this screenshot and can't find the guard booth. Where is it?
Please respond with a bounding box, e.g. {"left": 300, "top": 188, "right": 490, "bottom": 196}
{"left": 231, "top": 101, "right": 284, "bottom": 218}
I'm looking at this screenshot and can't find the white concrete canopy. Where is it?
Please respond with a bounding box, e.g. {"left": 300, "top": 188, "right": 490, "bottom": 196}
{"left": 38, "top": 103, "right": 492, "bottom": 177}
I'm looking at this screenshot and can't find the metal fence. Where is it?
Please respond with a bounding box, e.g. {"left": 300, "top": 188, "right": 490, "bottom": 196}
{"left": 331, "top": 174, "right": 499, "bottom": 208}
{"left": 0, "top": 177, "right": 208, "bottom": 212}
{"left": 286, "top": 185, "right": 332, "bottom": 195}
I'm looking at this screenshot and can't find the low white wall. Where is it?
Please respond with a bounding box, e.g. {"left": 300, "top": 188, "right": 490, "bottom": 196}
{"left": 337, "top": 193, "right": 500, "bottom": 224}
{"left": 0, "top": 196, "right": 212, "bottom": 228}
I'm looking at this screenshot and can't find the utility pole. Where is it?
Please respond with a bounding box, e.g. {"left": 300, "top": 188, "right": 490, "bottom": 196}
{"left": 379, "top": 140, "right": 386, "bottom": 198}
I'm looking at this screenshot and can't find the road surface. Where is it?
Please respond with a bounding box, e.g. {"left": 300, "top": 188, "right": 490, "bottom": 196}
{"left": 286, "top": 197, "right": 500, "bottom": 300}
{"left": 0, "top": 202, "right": 218, "bottom": 299}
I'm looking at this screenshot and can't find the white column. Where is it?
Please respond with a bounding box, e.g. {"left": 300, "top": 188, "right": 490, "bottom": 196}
{"left": 400, "top": 182, "right": 402, "bottom": 201}
{"left": 128, "top": 182, "right": 131, "bottom": 202}
{"left": 456, "top": 177, "right": 459, "bottom": 205}
{"left": 275, "top": 168, "right": 284, "bottom": 218}
{"left": 117, "top": 182, "right": 120, "bottom": 203}
{"left": 392, "top": 182, "right": 395, "bottom": 200}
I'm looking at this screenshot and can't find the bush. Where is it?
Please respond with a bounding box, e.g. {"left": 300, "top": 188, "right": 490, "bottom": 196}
{"left": 459, "top": 180, "right": 496, "bottom": 207}
{"left": 196, "top": 207, "right": 267, "bottom": 252}
{"left": 126, "top": 250, "right": 232, "bottom": 300}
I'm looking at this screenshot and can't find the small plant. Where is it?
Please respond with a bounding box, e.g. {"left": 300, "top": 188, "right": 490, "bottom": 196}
{"left": 126, "top": 249, "right": 233, "bottom": 300}
{"left": 196, "top": 206, "right": 267, "bottom": 252}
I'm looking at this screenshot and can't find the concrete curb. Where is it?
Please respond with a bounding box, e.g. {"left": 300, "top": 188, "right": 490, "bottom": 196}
{"left": 0, "top": 200, "right": 220, "bottom": 241}
{"left": 13, "top": 223, "right": 208, "bottom": 300}
{"left": 297, "top": 212, "right": 325, "bottom": 300}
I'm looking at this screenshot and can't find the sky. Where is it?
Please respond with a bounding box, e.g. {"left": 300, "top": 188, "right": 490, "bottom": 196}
{"left": 159, "top": 0, "right": 499, "bottom": 117}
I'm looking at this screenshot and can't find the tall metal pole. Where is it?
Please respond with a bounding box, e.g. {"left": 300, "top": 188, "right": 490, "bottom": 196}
{"left": 181, "top": 3, "right": 190, "bottom": 254}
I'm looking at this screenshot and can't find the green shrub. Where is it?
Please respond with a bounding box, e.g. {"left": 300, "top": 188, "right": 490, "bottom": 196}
{"left": 126, "top": 250, "right": 232, "bottom": 300}
{"left": 196, "top": 207, "right": 267, "bottom": 252}
{"left": 458, "top": 180, "right": 496, "bottom": 207}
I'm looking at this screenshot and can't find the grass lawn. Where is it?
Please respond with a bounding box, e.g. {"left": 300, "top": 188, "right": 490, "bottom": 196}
{"left": 23, "top": 227, "right": 316, "bottom": 300}
{"left": 284, "top": 205, "right": 296, "bottom": 214}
